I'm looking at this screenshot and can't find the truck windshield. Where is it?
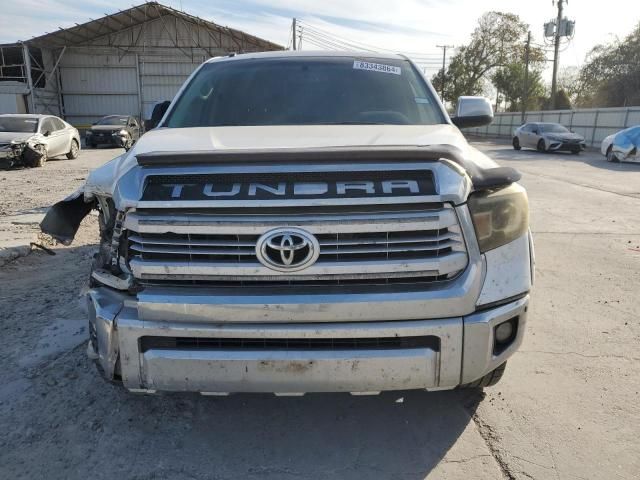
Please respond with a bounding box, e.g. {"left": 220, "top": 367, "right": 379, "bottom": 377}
{"left": 165, "top": 56, "right": 446, "bottom": 127}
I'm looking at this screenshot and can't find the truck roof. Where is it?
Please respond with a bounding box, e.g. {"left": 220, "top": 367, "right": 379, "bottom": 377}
{"left": 205, "top": 50, "right": 407, "bottom": 65}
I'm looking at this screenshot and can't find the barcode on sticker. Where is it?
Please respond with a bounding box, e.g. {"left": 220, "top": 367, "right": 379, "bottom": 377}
{"left": 353, "top": 60, "right": 401, "bottom": 75}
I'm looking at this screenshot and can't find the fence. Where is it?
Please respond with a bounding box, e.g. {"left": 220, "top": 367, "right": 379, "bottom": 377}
{"left": 465, "top": 106, "right": 640, "bottom": 147}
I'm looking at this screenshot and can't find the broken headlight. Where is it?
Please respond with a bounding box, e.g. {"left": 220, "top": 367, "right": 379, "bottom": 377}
{"left": 467, "top": 184, "right": 529, "bottom": 253}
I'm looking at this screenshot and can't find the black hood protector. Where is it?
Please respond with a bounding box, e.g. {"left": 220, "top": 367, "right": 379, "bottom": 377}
{"left": 135, "top": 144, "right": 521, "bottom": 191}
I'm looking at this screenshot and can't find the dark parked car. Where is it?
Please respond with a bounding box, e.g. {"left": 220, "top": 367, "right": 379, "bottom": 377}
{"left": 85, "top": 115, "right": 141, "bottom": 150}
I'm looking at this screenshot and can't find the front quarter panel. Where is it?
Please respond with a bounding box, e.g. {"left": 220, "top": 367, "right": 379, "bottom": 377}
{"left": 476, "top": 232, "right": 533, "bottom": 307}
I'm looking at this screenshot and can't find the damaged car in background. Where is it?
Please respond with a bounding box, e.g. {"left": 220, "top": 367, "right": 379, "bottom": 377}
{"left": 601, "top": 125, "right": 640, "bottom": 163}
{"left": 0, "top": 114, "right": 81, "bottom": 168}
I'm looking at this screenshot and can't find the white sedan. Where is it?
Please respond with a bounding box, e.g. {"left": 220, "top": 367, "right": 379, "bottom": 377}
{"left": 0, "top": 114, "right": 81, "bottom": 168}
{"left": 601, "top": 126, "right": 640, "bottom": 163}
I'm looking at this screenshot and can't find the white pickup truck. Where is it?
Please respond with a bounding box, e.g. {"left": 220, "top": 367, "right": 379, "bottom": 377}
{"left": 41, "top": 51, "right": 534, "bottom": 395}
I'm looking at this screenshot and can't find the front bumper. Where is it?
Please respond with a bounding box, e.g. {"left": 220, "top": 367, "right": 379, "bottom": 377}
{"left": 0, "top": 147, "right": 21, "bottom": 167}
{"left": 87, "top": 133, "right": 122, "bottom": 145}
{"left": 88, "top": 287, "right": 529, "bottom": 394}
{"left": 547, "top": 140, "right": 586, "bottom": 151}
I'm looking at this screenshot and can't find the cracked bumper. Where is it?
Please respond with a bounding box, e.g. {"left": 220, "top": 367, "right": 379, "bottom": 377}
{"left": 88, "top": 288, "right": 528, "bottom": 394}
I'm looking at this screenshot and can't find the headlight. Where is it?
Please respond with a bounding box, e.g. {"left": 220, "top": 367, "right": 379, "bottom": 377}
{"left": 113, "top": 129, "right": 129, "bottom": 136}
{"left": 10, "top": 139, "right": 24, "bottom": 145}
{"left": 467, "top": 184, "right": 529, "bottom": 253}
{"left": 85, "top": 131, "right": 92, "bottom": 136}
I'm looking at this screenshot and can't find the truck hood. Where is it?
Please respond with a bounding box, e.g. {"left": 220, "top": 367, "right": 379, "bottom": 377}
{"left": 44, "top": 124, "right": 517, "bottom": 245}
{"left": 89, "top": 124, "right": 498, "bottom": 197}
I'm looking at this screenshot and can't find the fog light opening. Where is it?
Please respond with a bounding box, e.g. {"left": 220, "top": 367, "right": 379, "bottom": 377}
{"left": 493, "top": 317, "right": 518, "bottom": 355}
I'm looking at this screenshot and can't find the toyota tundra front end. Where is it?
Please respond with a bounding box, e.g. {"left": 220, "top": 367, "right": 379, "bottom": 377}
{"left": 41, "top": 52, "right": 534, "bottom": 394}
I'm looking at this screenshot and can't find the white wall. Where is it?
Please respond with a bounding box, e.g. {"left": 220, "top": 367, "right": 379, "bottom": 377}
{"left": 465, "top": 107, "right": 640, "bottom": 147}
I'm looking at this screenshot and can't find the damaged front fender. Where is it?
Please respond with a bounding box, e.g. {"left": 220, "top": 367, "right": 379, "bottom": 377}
{"left": 39, "top": 152, "right": 130, "bottom": 244}
{"left": 39, "top": 189, "right": 95, "bottom": 245}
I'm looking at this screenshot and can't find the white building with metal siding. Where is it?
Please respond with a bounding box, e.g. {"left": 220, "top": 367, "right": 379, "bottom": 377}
{"left": 0, "top": 2, "right": 282, "bottom": 127}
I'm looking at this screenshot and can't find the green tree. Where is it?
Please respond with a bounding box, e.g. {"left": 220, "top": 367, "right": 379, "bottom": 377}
{"left": 577, "top": 23, "right": 640, "bottom": 107}
{"left": 432, "top": 11, "right": 542, "bottom": 106}
{"left": 557, "top": 66, "right": 582, "bottom": 105}
{"left": 491, "top": 63, "right": 546, "bottom": 112}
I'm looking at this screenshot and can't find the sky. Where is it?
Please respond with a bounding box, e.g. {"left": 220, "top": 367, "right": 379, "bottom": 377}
{"left": 1, "top": 0, "right": 637, "bottom": 81}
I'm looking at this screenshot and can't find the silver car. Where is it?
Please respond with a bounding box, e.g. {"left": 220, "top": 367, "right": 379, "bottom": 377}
{"left": 513, "top": 122, "right": 586, "bottom": 154}
{"left": 0, "top": 114, "right": 81, "bottom": 168}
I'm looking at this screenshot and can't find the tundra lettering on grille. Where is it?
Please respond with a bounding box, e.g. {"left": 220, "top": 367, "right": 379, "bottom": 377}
{"left": 142, "top": 171, "right": 436, "bottom": 201}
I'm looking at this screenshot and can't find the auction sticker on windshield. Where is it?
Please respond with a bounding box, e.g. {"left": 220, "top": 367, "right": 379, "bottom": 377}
{"left": 353, "top": 60, "right": 401, "bottom": 75}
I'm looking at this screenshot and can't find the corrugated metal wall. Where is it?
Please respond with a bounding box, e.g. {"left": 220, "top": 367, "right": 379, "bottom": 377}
{"left": 58, "top": 51, "right": 204, "bottom": 126}
{"left": 466, "top": 107, "right": 640, "bottom": 147}
{"left": 59, "top": 51, "right": 139, "bottom": 126}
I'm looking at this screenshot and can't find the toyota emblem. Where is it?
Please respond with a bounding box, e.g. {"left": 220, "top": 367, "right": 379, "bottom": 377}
{"left": 256, "top": 228, "right": 320, "bottom": 272}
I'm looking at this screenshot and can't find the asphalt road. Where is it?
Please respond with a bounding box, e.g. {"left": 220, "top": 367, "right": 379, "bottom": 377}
{"left": 0, "top": 140, "right": 638, "bottom": 479}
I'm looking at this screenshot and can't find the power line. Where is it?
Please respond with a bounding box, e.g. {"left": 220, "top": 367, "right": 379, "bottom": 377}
{"left": 295, "top": 20, "right": 446, "bottom": 59}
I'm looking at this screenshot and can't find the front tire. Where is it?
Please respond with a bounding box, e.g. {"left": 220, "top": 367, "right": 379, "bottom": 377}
{"left": 606, "top": 146, "right": 619, "bottom": 162}
{"left": 461, "top": 362, "right": 507, "bottom": 388}
{"left": 66, "top": 139, "right": 79, "bottom": 159}
{"left": 512, "top": 137, "right": 521, "bottom": 150}
{"left": 536, "top": 139, "right": 547, "bottom": 153}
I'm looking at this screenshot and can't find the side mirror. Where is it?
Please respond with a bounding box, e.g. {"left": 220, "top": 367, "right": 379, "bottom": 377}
{"left": 532, "top": 128, "right": 539, "bottom": 134}
{"left": 146, "top": 101, "right": 171, "bottom": 130}
{"left": 451, "top": 96, "right": 493, "bottom": 129}
{"left": 43, "top": 130, "right": 51, "bottom": 137}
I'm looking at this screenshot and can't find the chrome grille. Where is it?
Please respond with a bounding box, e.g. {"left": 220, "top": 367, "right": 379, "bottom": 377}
{"left": 129, "top": 229, "right": 460, "bottom": 263}
{"left": 124, "top": 204, "right": 468, "bottom": 286}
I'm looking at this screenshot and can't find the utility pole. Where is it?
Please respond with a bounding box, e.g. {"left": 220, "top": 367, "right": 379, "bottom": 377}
{"left": 521, "top": 31, "right": 531, "bottom": 124}
{"left": 292, "top": 18, "right": 297, "bottom": 51}
{"left": 436, "top": 45, "right": 454, "bottom": 101}
{"left": 550, "top": 0, "right": 564, "bottom": 109}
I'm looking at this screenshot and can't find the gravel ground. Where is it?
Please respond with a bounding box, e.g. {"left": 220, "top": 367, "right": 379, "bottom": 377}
{"left": 0, "top": 140, "right": 638, "bottom": 479}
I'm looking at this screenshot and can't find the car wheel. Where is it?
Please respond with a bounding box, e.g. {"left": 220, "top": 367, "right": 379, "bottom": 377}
{"left": 460, "top": 362, "right": 507, "bottom": 388}
{"left": 536, "top": 139, "right": 547, "bottom": 153}
{"left": 66, "top": 139, "right": 79, "bottom": 159}
{"left": 606, "top": 146, "right": 619, "bottom": 162}
{"left": 512, "top": 137, "right": 521, "bottom": 150}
